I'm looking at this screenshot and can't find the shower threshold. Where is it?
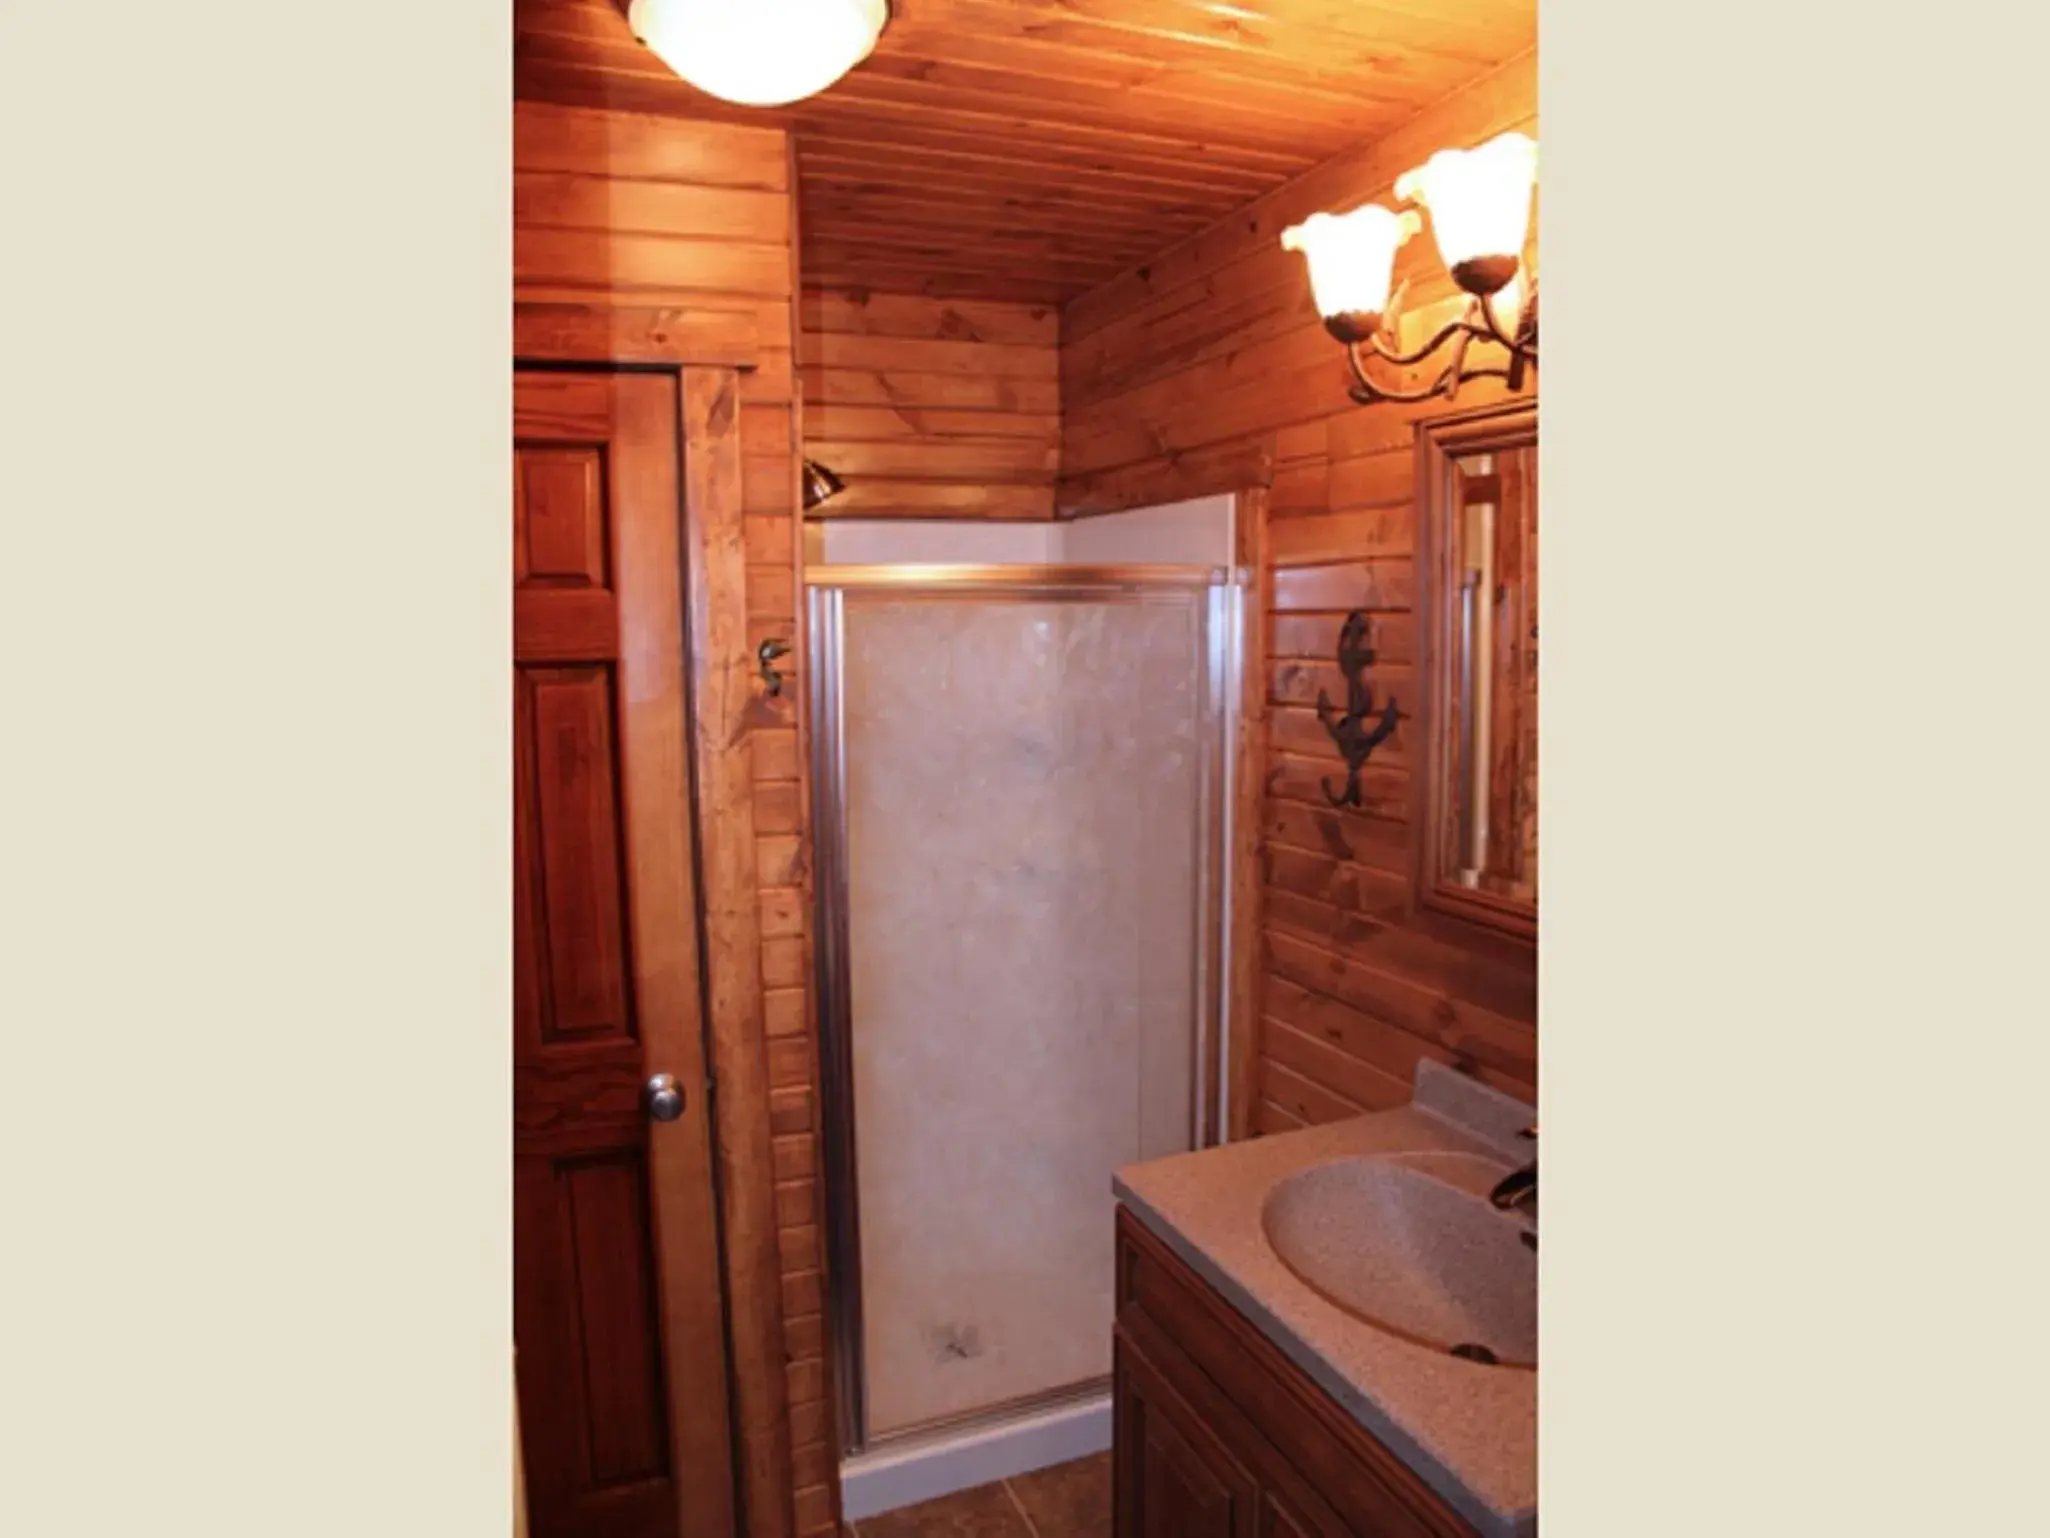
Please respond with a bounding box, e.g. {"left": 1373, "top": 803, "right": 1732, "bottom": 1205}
{"left": 838, "top": 1380, "right": 1111, "bottom": 1522}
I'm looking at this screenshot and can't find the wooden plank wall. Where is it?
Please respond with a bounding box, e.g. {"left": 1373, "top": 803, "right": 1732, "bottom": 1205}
{"left": 513, "top": 98, "right": 838, "bottom": 1538}
{"left": 799, "top": 288, "right": 1061, "bottom": 520}
{"left": 1058, "top": 51, "right": 1541, "bottom": 1123}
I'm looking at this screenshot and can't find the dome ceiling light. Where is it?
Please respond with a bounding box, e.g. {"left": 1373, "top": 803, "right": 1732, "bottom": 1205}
{"left": 627, "top": 0, "right": 892, "bottom": 109}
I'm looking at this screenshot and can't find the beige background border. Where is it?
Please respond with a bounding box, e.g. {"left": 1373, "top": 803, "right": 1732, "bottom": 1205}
{"left": 1540, "top": 0, "right": 2050, "bottom": 1531}
{"left": 4, "top": 2, "right": 2047, "bottom": 1535}
{"left": 2, "top": 2, "right": 512, "bottom": 1535}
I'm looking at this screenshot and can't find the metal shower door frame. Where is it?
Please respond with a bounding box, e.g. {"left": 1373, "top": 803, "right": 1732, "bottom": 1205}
{"left": 803, "top": 563, "right": 1243, "bottom": 1457}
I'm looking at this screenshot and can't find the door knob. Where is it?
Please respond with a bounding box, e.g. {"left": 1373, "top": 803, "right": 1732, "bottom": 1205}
{"left": 644, "top": 1073, "right": 685, "bottom": 1123}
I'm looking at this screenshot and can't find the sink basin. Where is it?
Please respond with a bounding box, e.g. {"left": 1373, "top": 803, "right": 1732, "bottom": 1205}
{"left": 1260, "top": 1153, "right": 1536, "bottom": 1369}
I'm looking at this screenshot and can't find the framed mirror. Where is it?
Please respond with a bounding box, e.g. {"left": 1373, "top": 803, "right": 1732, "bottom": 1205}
{"left": 1416, "top": 404, "right": 1537, "bottom": 941}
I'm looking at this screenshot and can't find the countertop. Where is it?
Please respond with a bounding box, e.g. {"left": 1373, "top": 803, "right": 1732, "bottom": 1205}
{"left": 1111, "top": 1061, "right": 1536, "bottom": 1538}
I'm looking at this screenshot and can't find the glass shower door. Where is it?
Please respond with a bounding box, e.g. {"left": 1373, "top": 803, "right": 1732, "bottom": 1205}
{"left": 809, "top": 568, "right": 1234, "bottom": 1449}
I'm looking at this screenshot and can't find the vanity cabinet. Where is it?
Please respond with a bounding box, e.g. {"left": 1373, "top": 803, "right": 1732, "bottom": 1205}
{"left": 1112, "top": 1207, "right": 1485, "bottom": 1538}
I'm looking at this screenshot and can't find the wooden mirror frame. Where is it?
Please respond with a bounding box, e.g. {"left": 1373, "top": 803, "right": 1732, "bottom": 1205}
{"left": 1414, "top": 401, "right": 1539, "bottom": 944}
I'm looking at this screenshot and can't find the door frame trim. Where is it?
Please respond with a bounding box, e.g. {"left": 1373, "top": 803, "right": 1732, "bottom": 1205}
{"left": 518, "top": 308, "right": 795, "bottom": 1538}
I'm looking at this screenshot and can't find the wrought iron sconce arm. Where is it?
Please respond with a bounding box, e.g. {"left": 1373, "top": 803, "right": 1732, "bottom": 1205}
{"left": 1342, "top": 279, "right": 1538, "bottom": 407}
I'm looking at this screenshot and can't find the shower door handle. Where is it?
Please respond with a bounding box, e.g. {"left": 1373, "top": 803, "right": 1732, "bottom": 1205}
{"left": 643, "top": 1072, "right": 685, "bottom": 1123}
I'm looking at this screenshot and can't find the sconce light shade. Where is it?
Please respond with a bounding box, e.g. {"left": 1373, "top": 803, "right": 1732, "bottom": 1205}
{"left": 803, "top": 459, "right": 847, "bottom": 510}
{"left": 1280, "top": 205, "right": 1422, "bottom": 343}
{"left": 1394, "top": 131, "right": 1538, "bottom": 296}
{"left": 627, "top": 0, "right": 890, "bottom": 108}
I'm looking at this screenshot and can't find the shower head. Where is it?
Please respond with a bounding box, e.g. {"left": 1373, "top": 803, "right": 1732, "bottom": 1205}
{"left": 804, "top": 459, "right": 847, "bottom": 511}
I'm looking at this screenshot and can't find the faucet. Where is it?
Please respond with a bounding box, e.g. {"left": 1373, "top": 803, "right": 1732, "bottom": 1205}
{"left": 1489, "top": 1125, "right": 1537, "bottom": 1215}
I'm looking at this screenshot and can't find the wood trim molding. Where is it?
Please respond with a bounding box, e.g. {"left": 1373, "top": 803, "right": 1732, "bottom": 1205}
{"left": 784, "top": 132, "right": 847, "bottom": 1538}
{"left": 680, "top": 366, "right": 796, "bottom": 1538}
{"left": 1228, "top": 487, "right": 1270, "bottom": 1144}
{"left": 1412, "top": 400, "right": 1539, "bottom": 949}
{"left": 515, "top": 301, "right": 762, "bottom": 369}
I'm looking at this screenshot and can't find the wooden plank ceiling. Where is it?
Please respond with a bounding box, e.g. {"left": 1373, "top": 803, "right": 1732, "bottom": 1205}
{"left": 515, "top": 0, "right": 1538, "bottom": 307}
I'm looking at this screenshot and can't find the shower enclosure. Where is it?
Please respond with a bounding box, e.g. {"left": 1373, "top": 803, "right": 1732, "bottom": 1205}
{"left": 806, "top": 559, "right": 1241, "bottom": 1500}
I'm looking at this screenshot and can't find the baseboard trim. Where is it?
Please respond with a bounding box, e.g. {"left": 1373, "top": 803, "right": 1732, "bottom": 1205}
{"left": 838, "top": 1389, "right": 1112, "bottom": 1521}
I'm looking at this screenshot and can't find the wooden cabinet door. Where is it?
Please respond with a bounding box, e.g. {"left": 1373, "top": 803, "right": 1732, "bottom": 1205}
{"left": 514, "top": 369, "right": 737, "bottom": 1538}
{"left": 1115, "top": 1331, "right": 1257, "bottom": 1538}
{"left": 1259, "top": 1486, "right": 1340, "bottom": 1538}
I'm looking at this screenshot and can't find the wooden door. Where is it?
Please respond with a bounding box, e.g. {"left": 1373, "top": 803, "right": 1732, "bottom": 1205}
{"left": 514, "top": 368, "right": 737, "bottom": 1538}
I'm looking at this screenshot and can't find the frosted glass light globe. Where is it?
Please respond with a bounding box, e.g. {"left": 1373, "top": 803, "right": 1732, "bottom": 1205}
{"left": 1281, "top": 205, "right": 1422, "bottom": 342}
{"left": 628, "top": 0, "right": 890, "bottom": 108}
{"left": 1394, "top": 132, "right": 1538, "bottom": 296}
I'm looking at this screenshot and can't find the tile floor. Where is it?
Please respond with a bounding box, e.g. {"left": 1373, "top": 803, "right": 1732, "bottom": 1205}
{"left": 844, "top": 1452, "right": 1112, "bottom": 1538}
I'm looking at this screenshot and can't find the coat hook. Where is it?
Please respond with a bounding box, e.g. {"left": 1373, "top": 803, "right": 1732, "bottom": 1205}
{"left": 757, "top": 637, "right": 791, "bottom": 698}
{"left": 1316, "top": 610, "right": 1398, "bottom": 808}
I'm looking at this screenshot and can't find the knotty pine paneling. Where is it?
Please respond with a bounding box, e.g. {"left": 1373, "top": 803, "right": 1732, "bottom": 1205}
{"left": 1058, "top": 51, "right": 1540, "bottom": 1117}
{"left": 800, "top": 288, "right": 1061, "bottom": 520}
{"left": 514, "top": 96, "right": 837, "bottom": 1536}
{"left": 515, "top": 0, "right": 1538, "bottom": 305}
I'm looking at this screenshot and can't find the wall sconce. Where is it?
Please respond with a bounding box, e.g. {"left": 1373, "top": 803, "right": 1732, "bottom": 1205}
{"left": 1283, "top": 132, "right": 1538, "bottom": 407}
{"left": 803, "top": 458, "right": 846, "bottom": 511}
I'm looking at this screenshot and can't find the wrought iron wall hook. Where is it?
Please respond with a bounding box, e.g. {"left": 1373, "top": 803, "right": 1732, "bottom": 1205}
{"left": 758, "top": 637, "right": 791, "bottom": 698}
{"left": 1316, "top": 611, "right": 1399, "bottom": 808}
